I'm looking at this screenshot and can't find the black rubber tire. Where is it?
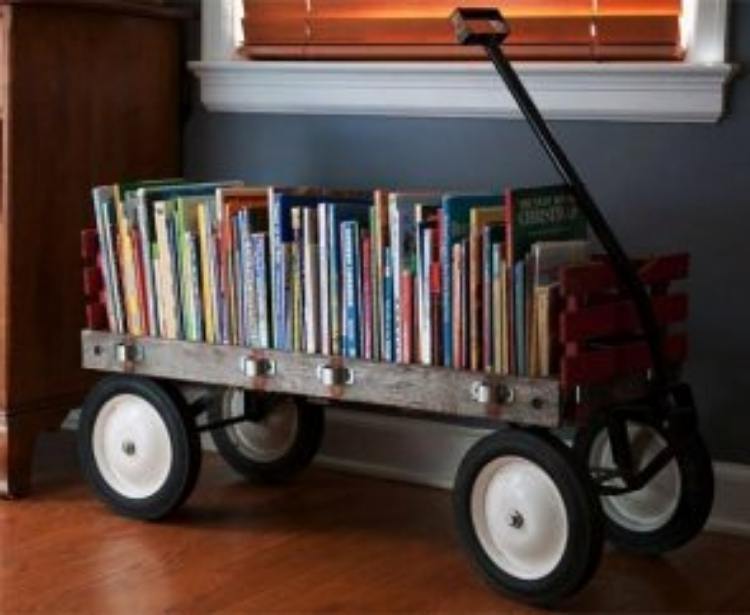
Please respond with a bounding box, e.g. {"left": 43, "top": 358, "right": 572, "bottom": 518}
{"left": 78, "top": 375, "right": 202, "bottom": 521}
{"left": 574, "top": 412, "right": 714, "bottom": 555}
{"left": 453, "top": 429, "right": 604, "bottom": 607}
{"left": 209, "top": 390, "right": 324, "bottom": 484}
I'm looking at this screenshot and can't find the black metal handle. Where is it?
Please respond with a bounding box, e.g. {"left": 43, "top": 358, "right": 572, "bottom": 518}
{"left": 451, "top": 7, "right": 668, "bottom": 389}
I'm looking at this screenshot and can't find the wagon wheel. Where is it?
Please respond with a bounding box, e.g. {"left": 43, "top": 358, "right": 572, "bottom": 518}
{"left": 78, "top": 375, "right": 202, "bottom": 521}
{"left": 453, "top": 429, "right": 604, "bottom": 606}
{"left": 208, "top": 389, "right": 324, "bottom": 484}
{"left": 574, "top": 411, "right": 714, "bottom": 555}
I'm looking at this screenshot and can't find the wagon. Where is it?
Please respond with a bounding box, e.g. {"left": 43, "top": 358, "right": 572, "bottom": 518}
{"left": 76, "top": 8, "right": 714, "bottom": 607}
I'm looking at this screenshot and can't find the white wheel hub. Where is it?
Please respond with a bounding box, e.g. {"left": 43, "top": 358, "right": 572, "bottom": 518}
{"left": 471, "top": 456, "right": 569, "bottom": 581}
{"left": 222, "top": 390, "right": 298, "bottom": 463}
{"left": 92, "top": 394, "right": 173, "bottom": 499}
{"left": 590, "top": 422, "right": 681, "bottom": 533}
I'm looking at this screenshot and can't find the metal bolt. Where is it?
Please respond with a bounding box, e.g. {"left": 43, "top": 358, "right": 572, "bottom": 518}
{"left": 507, "top": 510, "right": 524, "bottom": 529}
{"left": 122, "top": 441, "right": 136, "bottom": 457}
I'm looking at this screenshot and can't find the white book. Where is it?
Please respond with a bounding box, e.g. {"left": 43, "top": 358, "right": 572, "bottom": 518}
{"left": 318, "top": 202, "right": 330, "bottom": 355}
{"left": 303, "top": 208, "right": 319, "bottom": 354}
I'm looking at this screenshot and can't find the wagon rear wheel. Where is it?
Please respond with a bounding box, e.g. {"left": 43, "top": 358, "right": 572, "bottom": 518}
{"left": 574, "top": 413, "right": 714, "bottom": 555}
{"left": 78, "top": 375, "right": 202, "bottom": 521}
{"left": 209, "top": 389, "right": 324, "bottom": 484}
{"left": 453, "top": 429, "right": 604, "bottom": 607}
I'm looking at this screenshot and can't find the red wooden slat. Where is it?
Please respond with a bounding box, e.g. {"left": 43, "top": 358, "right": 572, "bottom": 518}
{"left": 560, "top": 253, "right": 689, "bottom": 296}
{"left": 81, "top": 228, "right": 98, "bottom": 261}
{"left": 560, "top": 293, "right": 687, "bottom": 343}
{"left": 85, "top": 303, "right": 108, "bottom": 331}
{"left": 561, "top": 333, "right": 687, "bottom": 389}
{"left": 83, "top": 266, "right": 103, "bottom": 298}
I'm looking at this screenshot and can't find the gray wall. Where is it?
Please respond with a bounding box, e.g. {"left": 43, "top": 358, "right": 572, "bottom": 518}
{"left": 184, "top": 3, "right": 750, "bottom": 463}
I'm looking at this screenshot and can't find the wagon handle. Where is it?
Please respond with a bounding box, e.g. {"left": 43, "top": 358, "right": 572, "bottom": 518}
{"left": 451, "top": 7, "right": 669, "bottom": 390}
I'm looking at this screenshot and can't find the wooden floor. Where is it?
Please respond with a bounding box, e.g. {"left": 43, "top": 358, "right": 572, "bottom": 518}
{"left": 2, "top": 432, "right": 750, "bottom": 614}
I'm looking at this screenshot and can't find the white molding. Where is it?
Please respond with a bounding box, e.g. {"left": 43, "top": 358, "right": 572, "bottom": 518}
{"left": 191, "top": 0, "right": 734, "bottom": 123}
{"left": 189, "top": 60, "right": 734, "bottom": 123}
{"left": 315, "top": 409, "right": 750, "bottom": 537}
{"left": 62, "top": 407, "right": 750, "bottom": 536}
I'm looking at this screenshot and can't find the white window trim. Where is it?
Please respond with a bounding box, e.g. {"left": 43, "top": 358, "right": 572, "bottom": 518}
{"left": 189, "top": 0, "right": 735, "bottom": 123}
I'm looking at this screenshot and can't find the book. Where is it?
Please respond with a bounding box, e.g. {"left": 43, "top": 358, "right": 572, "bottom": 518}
{"left": 362, "top": 232, "right": 373, "bottom": 360}
{"left": 134, "top": 181, "right": 239, "bottom": 338}
{"left": 401, "top": 269, "right": 414, "bottom": 364}
{"left": 389, "top": 192, "right": 441, "bottom": 363}
{"left": 505, "top": 185, "right": 587, "bottom": 374}
{"left": 252, "top": 233, "right": 271, "bottom": 349}
{"left": 153, "top": 200, "right": 180, "bottom": 339}
{"left": 482, "top": 224, "right": 505, "bottom": 372}
{"left": 341, "top": 220, "right": 361, "bottom": 358}
{"left": 303, "top": 207, "right": 319, "bottom": 354}
{"left": 317, "top": 202, "right": 330, "bottom": 355}
{"left": 371, "top": 190, "right": 390, "bottom": 361}
{"left": 92, "top": 186, "right": 125, "bottom": 334}
{"left": 440, "top": 193, "right": 503, "bottom": 368}
{"left": 451, "top": 241, "right": 463, "bottom": 369}
{"left": 383, "top": 245, "right": 394, "bottom": 362}
{"left": 327, "top": 200, "right": 372, "bottom": 356}
{"left": 469, "top": 206, "right": 505, "bottom": 371}
{"left": 270, "top": 189, "right": 370, "bottom": 351}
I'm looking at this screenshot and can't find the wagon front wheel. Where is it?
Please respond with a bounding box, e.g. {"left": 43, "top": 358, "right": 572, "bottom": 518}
{"left": 78, "top": 375, "right": 202, "bottom": 521}
{"left": 574, "top": 412, "right": 714, "bottom": 555}
{"left": 453, "top": 429, "right": 604, "bottom": 607}
{"left": 209, "top": 389, "right": 324, "bottom": 484}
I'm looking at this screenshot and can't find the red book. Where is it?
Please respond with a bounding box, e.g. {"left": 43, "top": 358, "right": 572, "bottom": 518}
{"left": 452, "top": 243, "right": 463, "bottom": 369}
{"left": 401, "top": 270, "right": 413, "bottom": 364}
{"left": 362, "top": 233, "right": 373, "bottom": 360}
{"left": 430, "top": 261, "right": 442, "bottom": 366}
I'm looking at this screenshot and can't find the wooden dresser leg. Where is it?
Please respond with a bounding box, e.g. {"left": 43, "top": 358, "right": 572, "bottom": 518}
{"left": 0, "top": 407, "right": 72, "bottom": 498}
{"left": 0, "top": 414, "right": 37, "bottom": 498}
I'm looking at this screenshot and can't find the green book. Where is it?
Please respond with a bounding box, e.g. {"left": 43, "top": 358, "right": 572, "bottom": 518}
{"left": 505, "top": 184, "right": 587, "bottom": 375}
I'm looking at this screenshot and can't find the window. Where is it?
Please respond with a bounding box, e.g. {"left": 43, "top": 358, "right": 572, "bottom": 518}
{"left": 191, "top": 0, "right": 733, "bottom": 122}
{"left": 241, "top": 0, "right": 683, "bottom": 62}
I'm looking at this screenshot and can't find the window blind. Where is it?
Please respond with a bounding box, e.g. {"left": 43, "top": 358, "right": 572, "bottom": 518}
{"left": 241, "top": 0, "right": 683, "bottom": 61}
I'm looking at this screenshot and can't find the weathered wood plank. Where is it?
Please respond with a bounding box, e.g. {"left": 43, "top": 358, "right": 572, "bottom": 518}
{"left": 82, "top": 331, "right": 561, "bottom": 427}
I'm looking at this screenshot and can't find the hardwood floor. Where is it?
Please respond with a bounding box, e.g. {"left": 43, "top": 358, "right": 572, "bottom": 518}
{"left": 1, "top": 431, "right": 749, "bottom": 614}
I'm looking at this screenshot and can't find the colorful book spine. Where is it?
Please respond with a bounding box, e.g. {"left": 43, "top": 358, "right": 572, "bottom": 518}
{"left": 451, "top": 242, "right": 462, "bottom": 369}
{"left": 253, "top": 233, "right": 270, "bottom": 349}
{"left": 303, "top": 208, "right": 319, "bottom": 354}
{"left": 92, "top": 187, "right": 124, "bottom": 333}
{"left": 362, "top": 232, "right": 373, "bottom": 360}
{"left": 401, "top": 269, "right": 413, "bottom": 364}
{"left": 514, "top": 259, "right": 526, "bottom": 376}
{"left": 318, "top": 202, "right": 330, "bottom": 355}
{"left": 383, "top": 246, "right": 394, "bottom": 363}
{"left": 341, "top": 221, "right": 360, "bottom": 358}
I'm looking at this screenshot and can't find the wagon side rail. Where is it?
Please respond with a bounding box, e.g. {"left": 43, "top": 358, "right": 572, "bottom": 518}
{"left": 559, "top": 253, "right": 690, "bottom": 421}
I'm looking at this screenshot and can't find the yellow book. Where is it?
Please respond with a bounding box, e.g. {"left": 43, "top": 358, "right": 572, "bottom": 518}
{"left": 197, "top": 204, "right": 215, "bottom": 344}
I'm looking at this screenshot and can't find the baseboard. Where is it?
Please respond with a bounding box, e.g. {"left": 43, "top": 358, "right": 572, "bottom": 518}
{"left": 63, "top": 407, "right": 750, "bottom": 536}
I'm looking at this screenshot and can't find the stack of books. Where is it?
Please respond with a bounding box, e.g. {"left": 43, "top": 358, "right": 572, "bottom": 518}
{"left": 92, "top": 180, "right": 591, "bottom": 377}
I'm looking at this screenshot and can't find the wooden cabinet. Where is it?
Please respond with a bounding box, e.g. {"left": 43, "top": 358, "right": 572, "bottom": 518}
{"left": 0, "top": 0, "right": 188, "bottom": 496}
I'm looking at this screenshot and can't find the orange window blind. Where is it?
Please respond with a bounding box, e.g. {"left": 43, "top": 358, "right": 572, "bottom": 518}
{"left": 241, "top": 1, "right": 683, "bottom": 61}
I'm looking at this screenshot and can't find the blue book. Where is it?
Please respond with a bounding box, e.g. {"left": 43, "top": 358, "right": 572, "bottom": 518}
{"left": 383, "top": 245, "right": 394, "bottom": 362}
{"left": 327, "top": 201, "right": 371, "bottom": 356}
{"left": 341, "top": 221, "right": 361, "bottom": 358}
{"left": 166, "top": 211, "right": 184, "bottom": 339}
{"left": 252, "top": 233, "right": 270, "bottom": 349}
{"left": 514, "top": 259, "right": 526, "bottom": 377}
{"left": 440, "top": 193, "right": 503, "bottom": 368}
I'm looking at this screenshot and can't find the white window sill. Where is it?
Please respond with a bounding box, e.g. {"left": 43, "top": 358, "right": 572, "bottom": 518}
{"left": 189, "top": 60, "right": 735, "bottom": 123}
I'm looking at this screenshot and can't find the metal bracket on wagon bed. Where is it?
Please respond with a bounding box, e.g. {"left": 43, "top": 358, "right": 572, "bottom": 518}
{"left": 316, "top": 364, "right": 355, "bottom": 387}
{"left": 115, "top": 341, "right": 144, "bottom": 366}
{"left": 240, "top": 356, "right": 276, "bottom": 378}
